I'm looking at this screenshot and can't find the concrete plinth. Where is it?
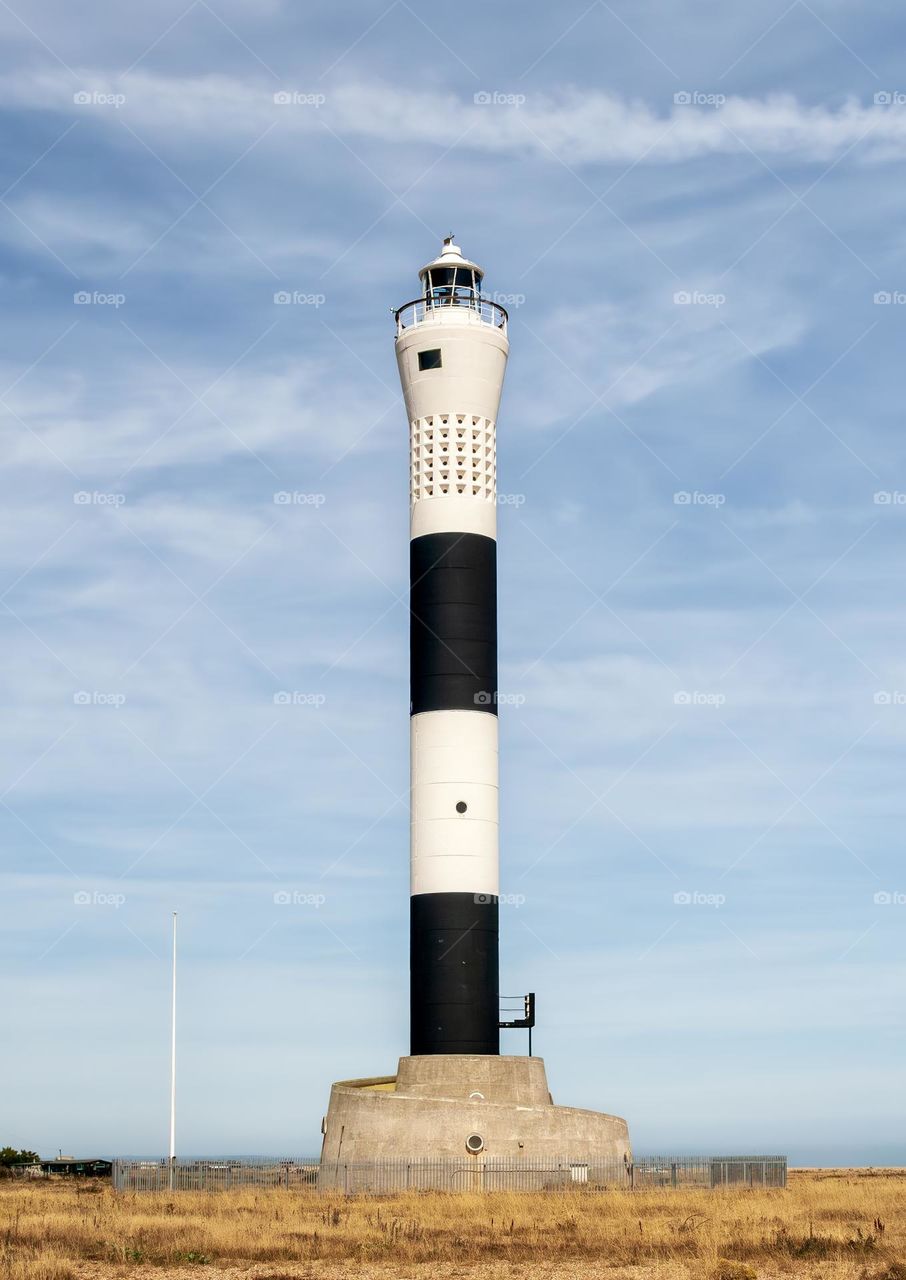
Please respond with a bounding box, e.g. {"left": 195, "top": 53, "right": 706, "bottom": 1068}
{"left": 319, "top": 1055, "right": 630, "bottom": 1177}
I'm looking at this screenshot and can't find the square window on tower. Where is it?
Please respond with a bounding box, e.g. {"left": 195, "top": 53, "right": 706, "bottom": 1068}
{"left": 417, "top": 348, "right": 442, "bottom": 371}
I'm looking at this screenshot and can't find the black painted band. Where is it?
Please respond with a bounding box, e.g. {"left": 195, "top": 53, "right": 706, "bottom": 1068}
{"left": 410, "top": 891, "right": 500, "bottom": 1055}
{"left": 410, "top": 532, "right": 497, "bottom": 715}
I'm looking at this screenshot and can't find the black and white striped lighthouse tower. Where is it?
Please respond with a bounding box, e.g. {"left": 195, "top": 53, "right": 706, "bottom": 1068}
{"left": 394, "top": 238, "right": 509, "bottom": 1057}
{"left": 319, "top": 241, "right": 631, "bottom": 1175}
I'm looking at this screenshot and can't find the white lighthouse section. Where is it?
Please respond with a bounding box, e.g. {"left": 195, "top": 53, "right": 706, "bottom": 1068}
{"left": 395, "top": 238, "right": 508, "bottom": 540}
{"left": 410, "top": 711, "right": 499, "bottom": 896}
{"left": 408, "top": 415, "right": 497, "bottom": 539}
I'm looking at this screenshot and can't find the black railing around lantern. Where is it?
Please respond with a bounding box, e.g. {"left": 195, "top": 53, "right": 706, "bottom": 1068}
{"left": 394, "top": 294, "right": 508, "bottom": 334}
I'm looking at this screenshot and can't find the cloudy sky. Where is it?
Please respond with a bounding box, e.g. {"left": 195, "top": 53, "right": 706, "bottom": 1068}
{"left": 2, "top": 0, "right": 905, "bottom": 1164}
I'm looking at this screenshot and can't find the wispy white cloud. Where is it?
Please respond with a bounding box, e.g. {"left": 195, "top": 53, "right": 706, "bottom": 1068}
{"left": 3, "top": 69, "right": 905, "bottom": 164}
{"left": 0, "top": 358, "right": 398, "bottom": 475}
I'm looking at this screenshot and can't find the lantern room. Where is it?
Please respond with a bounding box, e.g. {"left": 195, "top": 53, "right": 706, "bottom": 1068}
{"left": 419, "top": 235, "right": 484, "bottom": 307}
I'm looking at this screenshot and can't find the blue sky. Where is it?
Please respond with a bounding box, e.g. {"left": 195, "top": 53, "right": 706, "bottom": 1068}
{"left": 2, "top": 0, "right": 905, "bottom": 1164}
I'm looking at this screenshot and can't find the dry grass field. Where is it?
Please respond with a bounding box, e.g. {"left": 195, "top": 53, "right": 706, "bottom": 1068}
{"left": 1, "top": 1168, "right": 904, "bottom": 1280}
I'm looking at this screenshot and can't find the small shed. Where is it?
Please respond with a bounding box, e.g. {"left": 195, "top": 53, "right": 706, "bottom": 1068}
{"left": 41, "top": 1157, "right": 112, "bottom": 1178}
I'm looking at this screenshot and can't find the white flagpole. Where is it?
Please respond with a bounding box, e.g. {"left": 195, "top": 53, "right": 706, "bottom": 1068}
{"left": 169, "top": 912, "right": 177, "bottom": 1187}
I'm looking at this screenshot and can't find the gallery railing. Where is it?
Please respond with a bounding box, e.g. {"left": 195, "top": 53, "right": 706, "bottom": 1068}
{"left": 394, "top": 294, "right": 508, "bottom": 335}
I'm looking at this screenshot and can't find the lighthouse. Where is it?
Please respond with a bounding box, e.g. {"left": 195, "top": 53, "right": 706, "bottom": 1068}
{"left": 395, "top": 237, "right": 508, "bottom": 1056}
{"left": 318, "top": 238, "right": 630, "bottom": 1180}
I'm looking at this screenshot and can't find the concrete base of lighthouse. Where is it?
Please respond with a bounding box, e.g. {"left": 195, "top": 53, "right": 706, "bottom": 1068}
{"left": 319, "top": 1056, "right": 630, "bottom": 1188}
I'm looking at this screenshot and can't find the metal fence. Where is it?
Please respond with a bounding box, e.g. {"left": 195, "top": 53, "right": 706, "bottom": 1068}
{"left": 112, "top": 1155, "right": 786, "bottom": 1194}
{"left": 320, "top": 1157, "right": 627, "bottom": 1194}
{"left": 112, "top": 1160, "right": 319, "bottom": 1192}
{"left": 631, "top": 1156, "right": 787, "bottom": 1190}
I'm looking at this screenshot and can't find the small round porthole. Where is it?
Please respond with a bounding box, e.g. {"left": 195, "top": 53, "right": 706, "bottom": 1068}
{"left": 465, "top": 1133, "right": 484, "bottom": 1155}
{"left": 456, "top": 801, "right": 468, "bottom": 814}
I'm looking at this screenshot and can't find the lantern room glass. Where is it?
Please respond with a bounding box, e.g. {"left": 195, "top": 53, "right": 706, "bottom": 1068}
{"left": 424, "top": 267, "right": 484, "bottom": 309}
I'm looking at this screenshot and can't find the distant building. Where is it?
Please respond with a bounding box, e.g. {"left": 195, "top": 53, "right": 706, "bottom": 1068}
{"left": 40, "top": 1157, "right": 112, "bottom": 1178}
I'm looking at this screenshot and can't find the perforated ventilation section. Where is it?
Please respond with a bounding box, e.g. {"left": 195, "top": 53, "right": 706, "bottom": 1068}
{"left": 410, "top": 415, "right": 496, "bottom": 506}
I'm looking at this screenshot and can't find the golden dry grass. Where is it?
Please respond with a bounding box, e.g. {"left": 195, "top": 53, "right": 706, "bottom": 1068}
{"left": 0, "top": 1168, "right": 904, "bottom": 1280}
